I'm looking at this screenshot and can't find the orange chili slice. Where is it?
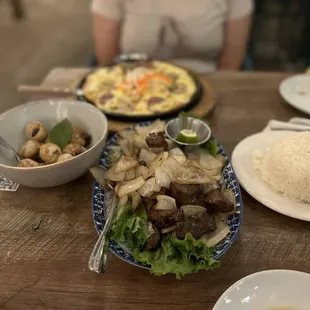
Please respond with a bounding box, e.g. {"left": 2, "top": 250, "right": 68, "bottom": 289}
{"left": 137, "top": 73, "right": 172, "bottom": 86}
{"left": 116, "top": 81, "right": 131, "bottom": 92}
{"left": 136, "top": 82, "right": 149, "bottom": 95}
{"left": 150, "top": 73, "right": 173, "bottom": 84}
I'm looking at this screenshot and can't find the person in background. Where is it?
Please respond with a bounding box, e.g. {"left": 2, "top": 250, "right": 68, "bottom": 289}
{"left": 91, "top": 0, "right": 253, "bottom": 73}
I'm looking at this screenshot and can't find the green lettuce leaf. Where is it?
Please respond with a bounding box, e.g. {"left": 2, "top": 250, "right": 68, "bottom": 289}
{"left": 110, "top": 202, "right": 220, "bottom": 279}
{"left": 110, "top": 203, "right": 148, "bottom": 251}
{"left": 134, "top": 233, "right": 220, "bottom": 279}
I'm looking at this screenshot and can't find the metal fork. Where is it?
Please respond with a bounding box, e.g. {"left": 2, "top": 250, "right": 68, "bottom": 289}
{"left": 88, "top": 180, "right": 117, "bottom": 274}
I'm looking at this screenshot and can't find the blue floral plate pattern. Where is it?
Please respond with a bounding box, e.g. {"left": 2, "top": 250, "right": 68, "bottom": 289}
{"left": 91, "top": 122, "right": 243, "bottom": 269}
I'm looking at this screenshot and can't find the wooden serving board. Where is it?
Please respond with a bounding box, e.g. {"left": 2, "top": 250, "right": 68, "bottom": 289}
{"left": 40, "top": 67, "right": 216, "bottom": 132}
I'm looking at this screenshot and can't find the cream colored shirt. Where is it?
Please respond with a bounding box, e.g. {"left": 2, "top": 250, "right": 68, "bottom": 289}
{"left": 92, "top": 0, "right": 253, "bottom": 72}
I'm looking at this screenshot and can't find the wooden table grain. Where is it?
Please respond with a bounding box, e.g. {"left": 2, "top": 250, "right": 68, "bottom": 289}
{"left": 1, "top": 71, "right": 310, "bottom": 310}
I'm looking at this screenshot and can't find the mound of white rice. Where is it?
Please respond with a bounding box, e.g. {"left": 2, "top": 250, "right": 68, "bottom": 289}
{"left": 254, "top": 132, "right": 310, "bottom": 203}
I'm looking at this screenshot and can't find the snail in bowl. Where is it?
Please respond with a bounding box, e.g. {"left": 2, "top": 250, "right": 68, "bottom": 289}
{"left": 18, "top": 158, "right": 42, "bottom": 167}
{"left": 71, "top": 127, "right": 91, "bottom": 147}
{"left": 19, "top": 140, "right": 41, "bottom": 159}
{"left": 25, "top": 121, "right": 48, "bottom": 142}
{"left": 17, "top": 119, "right": 92, "bottom": 168}
{"left": 57, "top": 153, "right": 74, "bottom": 163}
{"left": 63, "top": 143, "right": 86, "bottom": 156}
{"left": 39, "top": 143, "right": 62, "bottom": 164}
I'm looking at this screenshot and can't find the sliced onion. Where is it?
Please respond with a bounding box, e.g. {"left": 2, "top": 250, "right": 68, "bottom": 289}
{"left": 137, "top": 119, "right": 165, "bottom": 134}
{"left": 148, "top": 147, "right": 165, "bottom": 154}
{"left": 169, "top": 148, "right": 184, "bottom": 156}
{"left": 155, "top": 167, "right": 171, "bottom": 188}
{"left": 116, "top": 176, "right": 145, "bottom": 197}
{"left": 138, "top": 177, "right": 161, "bottom": 197}
{"left": 199, "top": 221, "right": 230, "bottom": 247}
{"left": 118, "top": 139, "right": 134, "bottom": 157}
{"left": 216, "top": 155, "right": 226, "bottom": 166}
{"left": 161, "top": 225, "right": 176, "bottom": 234}
{"left": 190, "top": 159, "right": 200, "bottom": 168}
{"left": 150, "top": 119, "right": 166, "bottom": 132}
{"left": 166, "top": 139, "right": 177, "bottom": 151}
{"left": 118, "top": 194, "right": 128, "bottom": 209}
{"left": 124, "top": 168, "right": 136, "bottom": 181}
{"left": 152, "top": 152, "right": 169, "bottom": 167}
{"left": 138, "top": 149, "right": 156, "bottom": 166}
{"left": 130, "top": 191, "right": 141, "bottom": 210}
{"left": 169, "top": 148, "right": 187, "bottom": 165}
{"left": 133, "top": 136, "right": 148, "bottom": 150}
{"left": 181, "top": 205, "right": 206, "bottom": 217}
{"left": 213, "top": 175, "right": 221, "bottom": 182}
{"left": 135, "top": 165, "right": 149, "bottom": 180}
{"left": 203, "top": 169, "right": 222, "bottom": 182}
{"left": 215, "top": 213, "right": 228, "bottom": 224}
{"left": 175, "top": 166, "right": 211, "bottom": 184}
{"left": 199, "top": 151, "right": 223, "bottom": 170}
{"left": 173, "top": 155, "right": 187, "bottom": 165}
{"left": 161, "top": 155, "right": 182, "bottom": 180}
{"left": 90, "top": 167, "right": 115, "bottom": 186}
{"left": 119, "top": 129, "right": 136, "bottom": 139}
{"left": 113, "top": 156, "right": 139, "bottom": 174}
{"left": 108, "top": 146, "right": 122, "bottom": 164}
{"left": 98, "top": 167, "right": 125, "bottom": 182}
{"left": 186, "top": 152, "right": 199, "bottom": 160}
{"left": 148, "top": 152, "right": 169, "bottom": 176}
{"left": 153, "top": 195, "right": 176, "bottom": 211}
{"left": 135, "top": 126, "right": 152, "bottom": 135}
{"left": 202, "top": 182, "right": 220, "bottom": 194}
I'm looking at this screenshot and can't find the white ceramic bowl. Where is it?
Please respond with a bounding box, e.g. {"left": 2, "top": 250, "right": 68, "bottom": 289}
{"left": 213, "top": 269, "right": 310, "bottom": 310}
{"left": 0, "top": 99, "right": 108, "bottom": 187}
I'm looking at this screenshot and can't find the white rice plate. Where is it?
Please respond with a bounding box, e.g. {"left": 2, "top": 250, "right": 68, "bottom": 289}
{"left": 253, "top": 132, "right": 310, "bottom": 203}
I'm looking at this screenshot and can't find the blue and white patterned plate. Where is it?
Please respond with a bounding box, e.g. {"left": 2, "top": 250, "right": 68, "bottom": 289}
{"left": 91, "top": 122, "right": 243, "bottom": 269}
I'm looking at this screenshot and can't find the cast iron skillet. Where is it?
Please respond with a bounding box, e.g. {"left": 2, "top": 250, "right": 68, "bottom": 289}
{"left": 75, "top": 55, "right": 202, "bottom": 122}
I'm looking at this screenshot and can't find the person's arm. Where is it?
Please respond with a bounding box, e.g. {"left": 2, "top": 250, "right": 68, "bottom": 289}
{"left": 92, "top": 13, "right": 121, "bottom": 65}
{"left": 218, "top": 15, "right": 252, "bottom": 71}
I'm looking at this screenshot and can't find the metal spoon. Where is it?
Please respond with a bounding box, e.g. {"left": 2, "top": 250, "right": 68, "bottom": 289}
{"left": 0, "top": 136, "right": 20, "bottom": 165}
{"left": 88, "top": 168, "right": 118, "bottom": 274}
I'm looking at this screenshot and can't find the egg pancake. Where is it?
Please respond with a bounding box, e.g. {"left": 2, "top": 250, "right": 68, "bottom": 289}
{"left": 82, "top": 61, "right": 198, "bottom": 116}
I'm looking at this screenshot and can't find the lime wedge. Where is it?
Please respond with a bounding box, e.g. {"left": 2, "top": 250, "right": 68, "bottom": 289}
{"left": 176, "top": 129, "right": 199, "bottom": 144}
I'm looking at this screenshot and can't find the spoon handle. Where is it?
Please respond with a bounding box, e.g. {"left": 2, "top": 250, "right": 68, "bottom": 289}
{"left": 0, "top": 136, "right": 20, "bottom": 163}
{"left": 17, "top": 85, "right": 76, "bottom": 96}
{"left": 88, "top": 190, "right": 117, "bottom": 273}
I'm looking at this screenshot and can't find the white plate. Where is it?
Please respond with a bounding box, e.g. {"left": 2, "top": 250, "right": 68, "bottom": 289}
{"left": 279, "top": 74, "right": 310, "bottom": 115}
{"left": 213, "top": 269, "right": 310, "bottom": 310}
{"left": 231, "top": 131, "right": 310, "bottom": 221}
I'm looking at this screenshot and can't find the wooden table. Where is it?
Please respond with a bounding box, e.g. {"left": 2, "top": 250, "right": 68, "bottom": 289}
{"left": 1, "top": 71, "right": 310, "bottom": 310}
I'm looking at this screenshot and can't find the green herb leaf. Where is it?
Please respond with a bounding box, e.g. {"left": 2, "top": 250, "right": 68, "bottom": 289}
{"left": 49, "top": 118, "right": 73, "bottom": 149}
{"left": 202, "top": 138, "right": 219, "bottom": 156}
{"left": 178, "top": 111, "right": 209, "bottom": 125}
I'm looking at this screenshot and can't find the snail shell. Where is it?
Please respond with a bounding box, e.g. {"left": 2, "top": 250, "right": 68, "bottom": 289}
{"left": 63, "top": 143, "right": 86, "bottom": 156}
{"left": 18, "top": 159, "right": 41, "bottom": 168}
{"left": 57, "top": 153, "right": 74, "bottom": 163}
{"left": 71, "top": 127, "right": 91, "bottom": 147}
{"left": 39, "top": 143, "right": 62, "bottom": 164}
{"left": 19, "top": 140, "right": 40, "bottom": 158}
{"left": 25, "top": 121, "right": 48, "bottom": 142}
